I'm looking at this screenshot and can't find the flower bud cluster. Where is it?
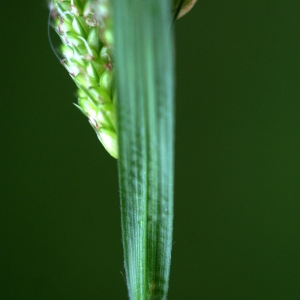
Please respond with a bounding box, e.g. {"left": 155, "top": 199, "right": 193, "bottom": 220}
{"left": 52, "top": 0, "right": 117, "bottom": 158}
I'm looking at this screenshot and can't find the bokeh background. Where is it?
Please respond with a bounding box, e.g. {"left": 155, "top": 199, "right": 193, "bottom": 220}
{"left": 1, "top": 1, "right": 300, "bottom": 299}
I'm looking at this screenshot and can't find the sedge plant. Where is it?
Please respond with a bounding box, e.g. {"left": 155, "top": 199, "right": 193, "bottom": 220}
{"left": 50, "top": 0, "right": 196, "bottom": 299}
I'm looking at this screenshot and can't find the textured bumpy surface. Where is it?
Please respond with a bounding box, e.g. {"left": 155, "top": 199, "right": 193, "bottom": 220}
{"left": 113, "top": 0, "right": 175, "bottom": 298}
{"left": 52, "top": 0, "right": 118, "bottom": 158}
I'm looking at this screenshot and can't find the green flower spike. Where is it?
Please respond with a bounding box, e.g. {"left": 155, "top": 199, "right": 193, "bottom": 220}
{"left": 52, "top": 0, "right": 117, "bottom": 158}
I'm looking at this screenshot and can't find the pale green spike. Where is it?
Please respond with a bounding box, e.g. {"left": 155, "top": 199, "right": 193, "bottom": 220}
{"left": 52, "top": 0, "right": 118, "bottom": 158}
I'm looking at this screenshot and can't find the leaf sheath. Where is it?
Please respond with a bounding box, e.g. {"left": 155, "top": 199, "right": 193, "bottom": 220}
{"left": 113, "top": 0, "right": 175, "bottom": 299}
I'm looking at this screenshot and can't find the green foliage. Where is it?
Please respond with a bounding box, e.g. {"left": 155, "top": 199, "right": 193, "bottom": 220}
{"left": 51, "top": 1, "right": 177, "bottom": 299}
{"left": 113, "top": 0, "right": 174, "bottom": 299}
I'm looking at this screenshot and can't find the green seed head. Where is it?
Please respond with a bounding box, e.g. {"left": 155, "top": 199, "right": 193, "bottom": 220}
{"left": 52, "top": 0, "right": 117, "bottom": 158}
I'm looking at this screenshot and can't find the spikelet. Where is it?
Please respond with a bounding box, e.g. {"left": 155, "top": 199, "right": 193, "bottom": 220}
{"left": 51, "top": 0, "right": 196, "bottom": 159}
{"left": 173, "top": 0, "right": 197, "bottom": 19}
{"left": 52, "top": 0, "right": 117, "bottom": 158}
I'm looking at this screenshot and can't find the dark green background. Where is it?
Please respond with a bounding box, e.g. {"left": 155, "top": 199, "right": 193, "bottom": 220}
{"left": 1, "top": 1, "right": 300, "bottom": 299}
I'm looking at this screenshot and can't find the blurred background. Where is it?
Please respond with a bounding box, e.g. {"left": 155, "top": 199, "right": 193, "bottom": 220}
{"left": 1, "top": 1, "right": 300, "bottom": 299}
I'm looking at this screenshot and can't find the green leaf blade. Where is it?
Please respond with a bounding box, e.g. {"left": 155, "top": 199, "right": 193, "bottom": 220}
{"left": 113, "top": 0, "right": 174, "bottom": 299}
